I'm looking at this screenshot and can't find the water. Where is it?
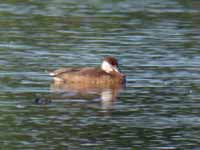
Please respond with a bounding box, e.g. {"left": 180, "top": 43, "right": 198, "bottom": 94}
{"left": 0, "top": 0, "right": 200, "bottom": 149}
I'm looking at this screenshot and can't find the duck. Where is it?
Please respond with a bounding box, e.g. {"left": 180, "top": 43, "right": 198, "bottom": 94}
{"left": 49, "top": 57, "right": 126, "bottom": 86}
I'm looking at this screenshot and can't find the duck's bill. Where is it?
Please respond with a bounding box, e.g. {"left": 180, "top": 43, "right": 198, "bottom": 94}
{"left": 113, "top": 67, "right": 120, "bottom": 72}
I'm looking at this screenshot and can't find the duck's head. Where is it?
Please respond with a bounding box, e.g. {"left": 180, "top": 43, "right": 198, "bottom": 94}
{"left": 101, "top": 57, "right": 121, "bottom": 73}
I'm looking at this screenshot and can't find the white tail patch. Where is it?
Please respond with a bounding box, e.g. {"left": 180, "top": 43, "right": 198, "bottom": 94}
{"left": 54, "top": 77, "right": 64, "bottom": 82}
{"left": 49, "top": 72, "right": 55, "bottom": 76}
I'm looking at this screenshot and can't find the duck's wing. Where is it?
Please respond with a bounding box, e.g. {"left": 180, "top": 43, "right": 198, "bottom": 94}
{"left": 49, "top": 68, "right": 79, "bottom": 76}
{"left": 78, "top": 67, "right": 106, "bottom": 76}
{"left": 49, "top": 67, "right": 98, "bottom": 77}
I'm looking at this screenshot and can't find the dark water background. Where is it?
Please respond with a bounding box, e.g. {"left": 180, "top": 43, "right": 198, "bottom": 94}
{"left": 0, "top": 0, "right": 200, "bottom": 149}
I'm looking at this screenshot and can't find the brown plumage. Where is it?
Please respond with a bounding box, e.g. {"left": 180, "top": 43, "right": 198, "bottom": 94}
{"left": 50, "top": 57, "right": 126, "bottom": 86}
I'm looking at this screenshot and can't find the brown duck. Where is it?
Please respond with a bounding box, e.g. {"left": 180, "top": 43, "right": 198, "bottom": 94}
{"left": 49, "top": 57, "right": 126, "bottom": 86}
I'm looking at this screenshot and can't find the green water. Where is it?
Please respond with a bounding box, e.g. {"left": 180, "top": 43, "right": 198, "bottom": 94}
{"left": 0, "top": 0, "right": 200, "bottom": 149}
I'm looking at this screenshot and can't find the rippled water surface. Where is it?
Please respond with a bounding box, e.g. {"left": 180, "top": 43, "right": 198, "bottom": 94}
{"left": 0, "top": 0, "right": 200, "bottom": 149}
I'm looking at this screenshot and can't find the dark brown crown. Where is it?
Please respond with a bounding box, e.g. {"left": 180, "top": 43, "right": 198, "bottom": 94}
{"left": 104, "top": 57, "right": 118, "bottom": 66}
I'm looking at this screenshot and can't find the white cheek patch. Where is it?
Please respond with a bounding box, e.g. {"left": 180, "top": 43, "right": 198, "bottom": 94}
{"left": 101, "top": 61, "right": 113, "bottom": 73}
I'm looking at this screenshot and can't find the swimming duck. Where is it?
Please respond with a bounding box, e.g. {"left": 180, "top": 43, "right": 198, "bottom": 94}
{"left": 49, "top": 57, "right": 126, "bottom": 86}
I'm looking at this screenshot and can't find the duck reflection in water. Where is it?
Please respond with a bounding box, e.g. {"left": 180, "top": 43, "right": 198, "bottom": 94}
{"left": 51, "top": 82, "right": 124, "bottom": 110}
{"left": 50, "top": 57, "right": 126, "bottom": 110}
